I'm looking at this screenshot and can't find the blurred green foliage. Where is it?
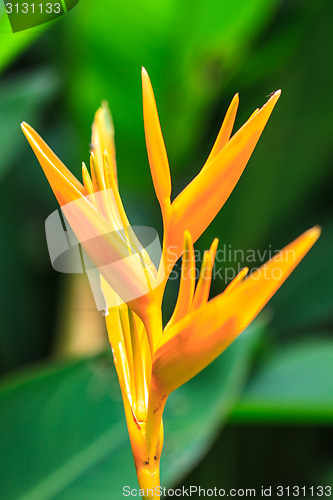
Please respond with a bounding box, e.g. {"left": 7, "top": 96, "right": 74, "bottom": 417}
{"left": 0, "top": 7, "right": 45, "bottom": 72}
{"left": 0, "top": 323, "right": 261, "bottom": 499}
{"left": 0, "top": 0, "right": 332, "bottom": 497}
{"left": 232, "top": 337, "right": 333, "bottom": 423}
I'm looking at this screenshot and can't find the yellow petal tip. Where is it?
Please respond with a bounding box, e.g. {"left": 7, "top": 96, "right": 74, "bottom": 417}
{"left": 305, "top": 225, "right": 321, "bottom": 241}
{"left": 258, "top": 90, "right": 281, "bottom": 113}
{"left": 270, "top": 89, "right": 281, "bottom": 102}
{"left": 21, "top": 121, "right": 32, "bottom": 136}
{"left": 184, "top": 230, "right": 192, "bottom": 249}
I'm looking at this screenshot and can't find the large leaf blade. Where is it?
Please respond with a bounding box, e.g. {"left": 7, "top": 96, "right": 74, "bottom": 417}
{"left": 0, "top": 322, "right": 262, "bottom": 498}
{"left": 231, "top": 338, "right": 333, "bottom": 424}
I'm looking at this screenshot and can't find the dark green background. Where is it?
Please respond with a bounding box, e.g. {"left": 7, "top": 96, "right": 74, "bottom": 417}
{"left": 0, "top": 0, "right": 332, "bottom": 498}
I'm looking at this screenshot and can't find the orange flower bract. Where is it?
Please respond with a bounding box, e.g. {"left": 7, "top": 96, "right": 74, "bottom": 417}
{"left": 22, "top": 68, "right": 320, "bottom": 500}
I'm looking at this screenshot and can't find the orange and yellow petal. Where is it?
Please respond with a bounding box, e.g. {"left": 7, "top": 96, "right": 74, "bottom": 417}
{"left": 204, "top": 93, "right": 239, "bottom": 166}
{"left": 142, "top": 67, "right": 171, "bottom": 217}
{"left": 165, "top": 231, "right": 195, "bottom": 331}
{"left": 91, "top": 101, "right": 117, "bottom": 185}
{"left": 21, "top": 122, "right": 85, "bottom": 206}
{"left": 152, "top": 226, "right": 320, "bottom": 394}
{"left": 164, "top": 91, "right": 281, "bottom": 270}
{"left": 224, "top": 267, "right": 249, "bottom": 295}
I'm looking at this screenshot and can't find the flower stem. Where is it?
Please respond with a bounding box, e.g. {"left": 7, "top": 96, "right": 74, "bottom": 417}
{"left": 137, "top": 463, "right": 161, "bottom": 499}
{"left": 145, "top": 378, "right": 167, "bottom": 466}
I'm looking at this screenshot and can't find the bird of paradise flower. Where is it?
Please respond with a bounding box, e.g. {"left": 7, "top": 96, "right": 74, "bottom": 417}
{"left": 21, "top": 68, "right": 320, "bottom": 499}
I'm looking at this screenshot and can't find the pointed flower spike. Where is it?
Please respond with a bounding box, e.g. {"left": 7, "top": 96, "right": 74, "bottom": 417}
{"left": 134, "top": 313, "right": 153, "bottom": 388}
{"left": 142, "top": 67, "right": 172, "bottom": 217}
{"left": 128, "top": 309, "right": 148, "bottom": 421}
{"left": 82, "top": 162, "right": 96, "bottom": 200}
{"left": 61, "top": 196, "right": 156, "bottom": 320}
{"left": 191, "top": 250, "right": 212, "bottom": 310}
{"left": 102, "top": 281, "right": 154, "bottom": 473}
{"left": 191, "top": 237, "right": 219, "bottom": 311}
{"left": 103, "top": 150, "right": 126, "bottom": 225}
{"left": 102, "top": 280, "right": 132, "bottom": 403}
{"left": 102, "top": 150, "right": 151, "bottom": 268}
{"left": 102, "top": 150, "right": 158, "bottom": 285}
{"left": 209, "top": 237, "right": 219, "bottom": 264}
{"left": 227, "top": 226, "right": 321, "bottom": 332}
{"left": 152, "top": 226, "right": 320, "bottom": 394}
{"left": 91, "top": 101, "right": 117, "bottom": 185}
{"left": 224, "top": 267, "right": 249, "bottom": 295}
{"left": 204, "top": 93, "right": 239, "bottom": 167}
{"left": 165, "top": 231, "right": 195, "bottom": 331}
{"left": 102, "top": 277, "right": 150, "bottom": 401}
{"left": 103, "top": 151, "right": 157, "bottom": 283}
{"left": 21, "top": 122, "right": 85, "bottom": 206}
{"left": 102, "top": 151, "right": 134, "bottom": 237}
{"left": 22, "top": 123, "right": 159, "bottom": 323}
{"left": 105, "top": 307, "right": 132, "bottom": 402}
{"left": 249, "top": 108, "right": 260, "bottom": 120}
{"left": 89, "top": 152, "right": 115, "bottom": 224}
{"left": 164, "top": 91, "right": 281, "bottom": 269}
{"left": 118, "top": 307, "right": 136, "bottom": 401}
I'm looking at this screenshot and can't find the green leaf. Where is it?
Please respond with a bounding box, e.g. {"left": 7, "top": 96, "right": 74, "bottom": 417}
{"left": 214, "top": 0, "right": 333, "bottom": 253}
{"left": 63, "top": 0, "right": 279, "bottom": 192}
{"left": 271, "top": 220, "right": 333, "bottom": 333}
{"left": 0, "top": 7, "right": 46, "bottom": 73}
{"left": 0, "top": 69, "right": 58, "bottom": 181}
{"left": 0, "top": 357, "right": 133, "bottom": 500}
{"left": 0, "top": 322, "right": 262, "bottom": 499}
{"left": 231, "top": 338, "right": 333, "bottom": 424}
